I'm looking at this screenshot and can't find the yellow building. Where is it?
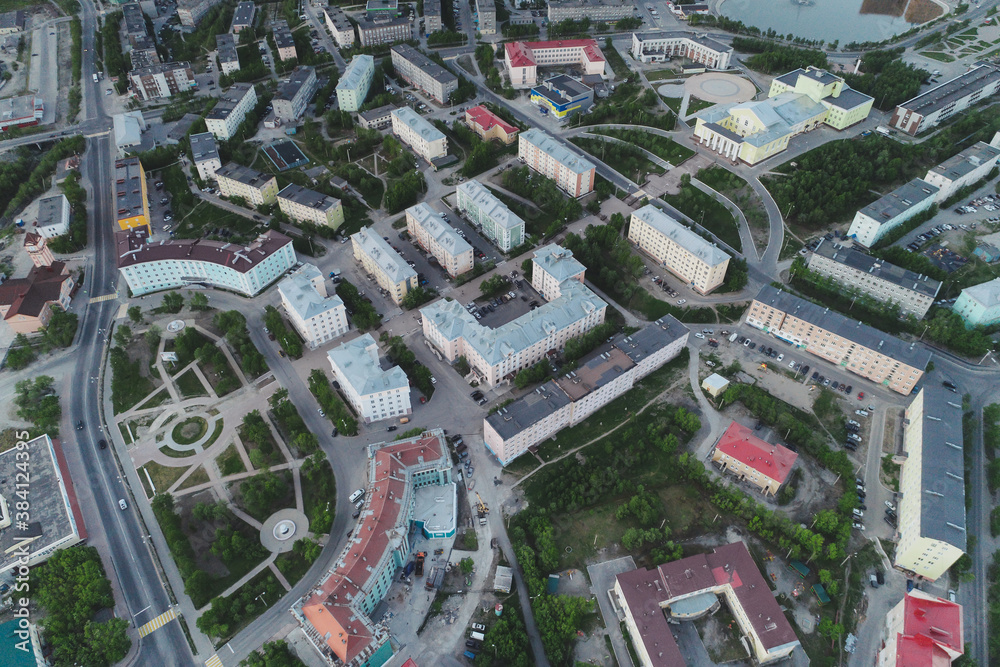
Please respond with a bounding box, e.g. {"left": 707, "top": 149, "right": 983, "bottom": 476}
{"left": 694, "top": 67, "right": 873, "bottom": 165}
{"left": 113, "top": 156, "right": 150, "bottom": 232}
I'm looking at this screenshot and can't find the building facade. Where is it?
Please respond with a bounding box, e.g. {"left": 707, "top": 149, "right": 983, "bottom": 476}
{"left": 628, "top": 204, "right": 730, "bottom": 294}
{"left": 549, "top": 0, "right": 636, "bottom": 23}
{"left": 215, "top": 163, "right": 279, "bottom": 206}
{"left": 504, "top": 39, "right": 606, "bottom": 88}
{"left": 327, "top": 333, "right": 411, "bottom": 423}
{"left": 531, "top": 243, "right": 585, "bottom": 301}
{"left": 710, "top": 422, "right": 798, "bottom": 496}
{"left": 351, "top": 227, "right": 418, "bottom": 305}
{"left": 456, "top": 179, "right": 525, "bottom": 252}
{"left": 114, "top": 156, "right": 150, "bottom": 232}
{"left": 923, "top": 140, "right": 1000, "bottom": 203}
{"left": 390, "top": 44, "right": 458, "bottom": 104}
{"left": 356, "top": 16, "right": 410, "bottom": 47}
{"left": 205, "top": 82, "right": 258, "bottom": 140}
{"left": 231, "top": 1, "right": 255, "bottom": 33}
{"left": 893, "top": 386, "right": 967, "bottom": 581}
{"left": 806, "top": 239, "right": 941, "bottom": 318}
{"left": 846, "top": 178, "right": 939, "bottom": 248}
{"left": 423, "top": 0, "right": 442, "bottom": 33}
{"left": 530, "top": 74, "right": 594, "bottom": 119}
{"left": 405, "top": 203, "right": 474, "bottom": 277}
{"left": 890, "top": 63, "right": 1000, "bottom": 135}
{"left": 475, "top": 0, "right": 496, "bottom": 34}
{"left": 337, "top": 55, "right": 376, "bottom": 112}
{"left": 273, "top": 67, "right": 318, "bottom": 122}
{"left": 34, "top": 194, "right": 70, "bottom": 238}
{"left": 876, "top": 591, "right": 964, "bottom": 667}
{"left": 177, "top": 0, "right": 221, "bottom": 26}
{"left": 0, "top": 263, "right": 74, "bottom": 334}
{"left": 24, "top": 233, "right": 55, "bottom": 268}
{"left": 518, "top": 127, "right": 596, "bottom": 197}
{"left": 464, "top": 105, "right": 519, "bottom": 144}
{"left": 390, "top": 107, "right": 448, "bottom": 162}
{"left": 630, "top": 31, "right": 732, "bottom": 68}
{"left": 129, "top": 62, "right": 196, "bottom": 100}
{"left": 116, "top": 230, "right": 296, "bottom": 297}
{"left": 277, "top": 184, "right": 344, "bottom": 229}
{"left": 745, "top": 285, "right": 930, "bottom": 395}
{"left": 324, "top": 7, "right": 356, "bottom": 48}
{"left": 0, "top": 94, "right": 43, "bottom": 132}
{"left": 358, "top": 104, "right": 397, "bottom": 130}
{"left": 190, "top": 132, "right": 222, "bottom": 182}
{"left": 953, "top": 277, "right": 1000, "bottom": 327}
{"left": 278, "top": 264, "right": 349, "bottom": 349}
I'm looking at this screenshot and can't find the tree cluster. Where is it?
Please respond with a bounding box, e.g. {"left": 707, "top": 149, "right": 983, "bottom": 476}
{"left": 241, "top": 640, "right": 306, "bottom": 667}
{"left": 49, "top": 171, "right": 89, "bottom": 252}
{"left": 270, "top": 388, "right": 320, "bottom": 455}
{"left": 574, "top": 82, "right": 675, "bottom": 131}
{"left": 196, "top": 569, "right": 286, "bottom": 642}
{"left": 502, "top": 166, "right": 583, "bottom": 225}
{"left": 14, "top": 376, "right": 61, "bottom": 437}
{"left": 240, "top": 469, "right": 290, "bottom": 521}
{"left": 264, "top": 305, "right": 304, "bottom": 358}
{"left": 336, "top": 279, "right": 382, "bottom": 329}
{"left": 239, "top": 409, "right": 282, "bottom": 467}
{"left": 385, "top": 170, "right": 426, "bottom": 214}
{"left": 514, "top": 359, "right": 551, "bottom": 389}
{"left": 843, "top": 48, "right": 928, "bottom": 111}
{"left": 1, "top": 135, "right": 86, "bottom": 222}
{"left": 300, "top": 453, "right": 336, "bottom": 532}
{"left": 732, "top": 37, "right": 828, "bottom": 74}
{"left": 401, "top": 285, "right": 437, "bottom": 309}
{"left": 214, "top": 310, "right": 268, "bottom": 378}
{"left": 307, "top": 369, "right": 360, "bottom": 436}
{"left": 385, "top": 335, "right": 435, "bottom": 397}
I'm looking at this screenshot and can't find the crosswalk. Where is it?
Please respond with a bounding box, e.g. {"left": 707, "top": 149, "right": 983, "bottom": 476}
{"left": 204, "top": 654, "right": 224, "bottom": 667}
{"left": 137, "top": 607, "right": 177, "bottom": 637}
{"left": 89, "top": 291, "right": 119, "bottom": 304}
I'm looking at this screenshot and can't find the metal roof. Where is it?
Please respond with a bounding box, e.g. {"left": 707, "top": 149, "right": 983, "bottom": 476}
{"left": 190, "top": 132, "right": 219, "bottom": 164}
{"left": 898, "top": 63, "right": 1000, "bottom": 117}
{"left": 926, "top": 141, "right": 1000, "bottom": 181}
{"left": 406, "top": 203, "right": 472, "bottom": 256}
{"left": 912, "top": 386, "right": 967, "bottom": 551}
{"left": 631, "top": 204, "right": 730, "bottom": 267}
{"left": 278, "top": 264, "right": 344, "bottom": 321}
{"left": 857, "top": 178, "right": 938, "bottom": 223}
{"left": 351, "top": 226, "right": 417, "bottom": 284}
{"left": 520, "top": 128, "right": 596, "bottom": 175}
{"left": 327, "top": 333, "right": 409, "bottom": 396}
{"left": 337, "top": 55, "right": 375, "bottom": 93}
{"left": 532, "top": 244, "right": 585, "bottom": 283}
{"left": 811, "top": 238, "right": 941, "bottom": 297}
{"left": 457, "top": 179, "right": 525, "bottom": 231}
{"left": 391, "top": 106, "right": 446, "bottom": 143}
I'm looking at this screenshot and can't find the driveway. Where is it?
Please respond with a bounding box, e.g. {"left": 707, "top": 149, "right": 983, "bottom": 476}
{"left": 586, "top": 556, "right": 638, "bottom": 667}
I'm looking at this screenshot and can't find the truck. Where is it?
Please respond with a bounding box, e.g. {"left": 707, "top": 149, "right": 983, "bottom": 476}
{"left": 875, "top": 125, "right": 892, "bottom": 137}
{"left": 402, "top": 561, "right": 415, "bottom": 578}
{"left": 414, "top": 552, "right": 425, "bottom": 576}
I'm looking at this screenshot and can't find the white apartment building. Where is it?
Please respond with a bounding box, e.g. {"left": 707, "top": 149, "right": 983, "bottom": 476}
{"left": 518, "top": 128, "right": 596, "bottom": 197}
{"left": 549, "top": 0, "right": 636, "bottom": 23}
{"left": 423, "top": 0, "right": 442, "bottom": 33}
{"left": 390, "top": 44, "right": 458, "bottom": 104}
{"left": 531, "top": 243, "right": 585, "bottom": 301}
{"left": 272, "top": 20, "right": 297, "bottom": 60}
{"left": 891, "top": 63, "right": 1000, "bottom": 135}
{"left": 484, "top": 316, "right": 687, "bottom": 464}
{"left": 351, "top": 227, "right": 418, "bottom": 305}
{"left": 807, "top": 239, "right": 941, "bottom": 319}
{"left": 324, "top": 6, "right": 356, "bottom": 48}
{"left": 923, "top": 140, "right": 1000, "bottom": 203}
{"left": 391, "top": 106, "right": 448, "bottom": 162}
{"left": 33, "top": 194, "right": 70, "bottom": 239}
{"left": 421, "top": 280, "right": 607, "bottom": 386}
{"left": 846, "top": 178, "right": 939, "bottom": 248}
{"left": 278, "top": 264, "right": 349, "bottom": 349}
{"left": 216, "top": 33, "right": 240, "bottom": 75}
{"left": 358, "top": 104, "right": 396, "bottom": 130}
{"left": 190, "top": 132, "right": 221, "bottom": 182}
{"left": 336, "top": 55, "right": 375, "bottom": 113}
{"left": 215, "top": 163, "right": 279, "bottom": 206}
{"left": 115, "top": 229, "right": 296, "bottom": 296}
{"left": 893, "top": 386, "right": 966, "bottom": 582}
{"left": 273, "top": 67, "right": 318, "bottom": 122}
{"left": 277, "top": 184, "right": 344, "bottom": 229}
{"left": 456, "top": 179, "right": 525, "bottom": 252}
{"left": 405, "top": 203, "right": 473, "bottom": 277}
{"left": 628, "top": 204, "right": 731, "bottom": 294}
{"left": 205, "top": 83, "right": 258, "bottom": 140}
{"left": 177, "top": 0, "right": 221, "bottom": 27}
{"left": 630, "top": 31, "right": 733, "bottom": 69}
{"left": 327, "top": 333, "right": 412, "bottom": 423}
{"left": 475, "top": 0, "right": 496, "bottom": 34}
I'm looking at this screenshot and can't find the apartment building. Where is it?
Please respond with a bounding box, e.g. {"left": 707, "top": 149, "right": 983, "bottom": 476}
{"left": 465, "top": 105, "right": 519, "bottom": 145}
{"left": 475, "top": 0, "right": 496, "bottom": 34}
{"left": 272, "top": 19, "right": 297, "bottom": 60}
{"left": 531, "top": 243, "right": 585, "bottom": 301}
{"left": 215, "top": 163, "right": 279, "bottom": 206}
{"left": 530, "top": 74, "right": 594, "bottom": 119}
{"left": 129, "top": 62, "right": 196, "bottom": 100}
{"left": 296, "top": 432, "right": 452, "bottom": 666}
{"left": 273, "top": 66, "right": 318, "bottom": 122}
{"left": 324, "top": 6, "right": 356, "bottom": 48}
{"left": 421, "top": 280, "right": 607, "bottom": 386}
{"left": 204, "top": 82, "right": 258, "bottom": 140}
{"left": 390, "top": 44, "right": 458, "bottom": 104}
{"left": 0, "top": 262, "right": 74, "bottom": 334}
{"left": 518, "top": 128, "right": 596, "bottom": 197}
{"left": 615, "top": 542, "right": 801, "bottom": 667}
{"left": 549, "top": 0, "right": 636, "bottom": 23}
{"left": 113, "top": 156, "right": 150, "bottom": 232}
{"left": 504, "top": 39, "right": 606, "bottom": 88}
{"left": 231, "top": 1, "right": 255, "bottom": 33}
{"left": 628, "top": 204, "right": 730, "bottom": 294}
{"left": 216, "top": 33, "right": 240, "bottom": 75}
{"left": 327, "top": 333, "right": 411, "bottom": 423}
{"left": 357, "top": 16, "right": 410, "bottom": 47}
{"left": 456, "top": 179, "right": 525, "bottom": 252}
{"left": 891, "top": 62, "right": 1000, "bottom": 135}
{"left": 423, "top": 0, "right": 442, "bottom": 33}
{"left": 483, "top": 316, "right": 687, "bottom": 464}
{"left": 893, "top": 386, "right": 966, "bottom": 581}
{"left": 177, "top": 0, "right": 221, "bottom": 27}
{"left": 115, "top": 229, "right": 296, "bottom": 296}
{"left": 0, "top": 10, "right": 25, "bottom": 36}
{"left": 337, "top": 55, "right": 376, "bottom": 112}
{"left": 630, "top": 31, "right": 732, "bottom": 68}
{"left": 358, "top": 104, "right": 396, "bottom": 130}
{"left": 278, "top": 264, "right": 348, "bottom": 350}
{"left": 846, "top": 178, "right": 939, "bottom": 248}
{"left": 953, "top": 277, "right": 1000, "bottom": 327}
{"left": 405, "top": 203, "right": 473, "bottom": 277}
{"left": 876, "top": 591, "right": 964, "bottom": 667}
{"left": 923, "top": 140, "right": 1000, "bottom": 202}
{"left": 745, "top": 285, "right": 931, "bottom": 394}
{"left": 351, "top": 227, "right": 418, "bottom": 305}
{"left": 33, "top": 194, "right": 70, "bottom": 238}
{"left": 277, "top": 184, "right": 344, "bottom": 229}
{"left": 390, "top": 106, "right": 448, "bottom": 162}
{"left": 710, "top": 422, "right": 798, "bottom": 497}
{"left": 807, "top": 239, "right": 941, "bottom": 318}
{"left": 190, "top": 132, "right": 222, "bottom": 182}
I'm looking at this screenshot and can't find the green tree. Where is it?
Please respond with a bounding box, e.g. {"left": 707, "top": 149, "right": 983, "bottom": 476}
{"left": 78, "top": 618, "right": 131, "bottom": 666}
{"left": 190, "top": 292, "right": 210, "bottom": 310}
{"left": 241, "top": 640, "right": 306, "bottom": 666}
{"left": 128, "top": 305, "right": 142, "bottom": 324}
{"left": 43, "top": 307, "right": 79, "bottom": 348}
{"left": 161, "top": 291, "right": 184, "bottom": 313}
{"left": 460, "top": 557, "right": 474, "bottom": 575}
{"left": 240, "top": 470, "right": 289, "bottom": 519}
{"left": 6, "top": 333, "right": 37, "bottom": 369}
{"left": 15, "top": 376, "right": 60, "bottom": 435}
{"left": 113, "top": 324, "right": 132, "bottom": 348}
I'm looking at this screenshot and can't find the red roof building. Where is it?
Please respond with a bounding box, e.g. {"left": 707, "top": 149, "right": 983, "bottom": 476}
{"left": 464, "top": 105, "right": 519, "bottom": 145}
{"left": 877, "top": 590, "right": 963, "bottom": 667}
{"left": 711, "top": 421, "right": 798, "bottom": 496}
{"left": 0, "top": 261, "right": 74, "bottom": 334}
{"left": 503, "top": 39, "right": 606, "bottom": 88}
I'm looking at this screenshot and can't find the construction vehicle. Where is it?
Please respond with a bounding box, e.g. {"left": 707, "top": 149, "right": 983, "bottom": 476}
{"left": 415, "top": 552, "right": 426, "bottom": 576}
{"left": 475, "top": 493, "right": 489, "bottom": 526}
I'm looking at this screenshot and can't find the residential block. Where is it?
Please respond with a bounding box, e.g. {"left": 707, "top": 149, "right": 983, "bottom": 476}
{"left": 390, "top": 44, "right": 458, "bottom": 104}
{"left": 277, "top": 184, "right": 344, "bottom": 229}
{"left": 391, "top": 106, "right": 448, "bottom": 162}
{"left": 456, "top": 179, "right": 525, "bottom": 252}
{"left": 278, "top": 264, "right": 349, "bottom": 349}
{"left": 337, "top": 55, "right": 375, "bottom": 112}
{"left": 327, "top": 333, "right": 411, "bottom": 423}
{"left": 628, "top": 204, "right": 730, "bottom": 294}
{"left": 114, "top": 156, "right": 150, "bottom": 232}
{"left": 518, "top": 128, "right": 596, "bottom": 197}
{"left": 351, "top": 227, "right": 418, "bottom": 305}
{"left": 205, "top": 83, "right": 258, "bottom": 141}
{"left": 405, "top": 203, "right": 473, "bottom": 277}
{"left": 215, "top": 163, "right": 279, "bottom": 206}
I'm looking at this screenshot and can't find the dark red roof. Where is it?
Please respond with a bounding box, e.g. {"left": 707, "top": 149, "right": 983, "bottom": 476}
{"left": 715, "top": 422, "right": 797, "bottom": 483}
{"left": 504, "top": 39, "right": 605, "bottom": 68}
{"left": 0, "top": 261, "right": 71, "bottom": 319}
{"left": 466, "top": 105, "right": 518, "bottom": 136}
{"left": 51, "top": 438, "right": 87, "bottom": 541}
{"left": 115, "top": 229, "right": 292, "bottom": 274}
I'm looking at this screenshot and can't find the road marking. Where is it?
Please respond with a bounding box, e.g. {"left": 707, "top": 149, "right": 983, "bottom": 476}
{"left": 89, "top": 291, "right": 118, "bottom": 303}
{"left": 205, "top": 655, "right": 224, "bottom": 667}
{"left": 137, "top": 607, "right": 177, "bottom": 637}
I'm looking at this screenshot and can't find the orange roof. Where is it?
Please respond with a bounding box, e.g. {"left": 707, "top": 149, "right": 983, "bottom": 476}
{"left": 504, "top": 39, "right": 605, "bottom": 69}
{"left": 466, "top": 105, "right": 518, "bottom": 136}
{"left": 715, "top": 422, "right": 797, "bottom": 483}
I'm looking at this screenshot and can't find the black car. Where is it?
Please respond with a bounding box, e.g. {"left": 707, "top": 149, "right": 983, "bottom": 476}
{"left": 98, "top": 439, "right": 107, "bottom": 450}
{"left": 801, "top": 365, "right": 810, "bottom": 376}
{"left": 811, "top": 371, "right": 819, "bottom": 380}
{"left": 876, "top": 569, "right": 885, "bottom": 585}
{"left": 885, "top": 516, "right": 897, "bottom": 528}
{"left": 76, "top": 420, "right": 84, "bottom": 430}
{"left": 466, "top": 640, "right": 481, "bottom": 649}
{"left": 844, "top": 442, "right": 857, "bottom": 451}
{"left": 943, "top": 380, "right": 957, "bottom": 390}
{"left": 737, "top": 336, "right": 746, "bottom": 343}
{"left": 387, "top": 425, "right": 397, "bottom": 432}
{"left": 331, "top": 428, "right": 338, "bottom": 437}
{"left": 845, "top": 385, "right": 852, "bottom": 394}
{"left": 754, "top": 420, "right": 763, "bottom": 431}
{"left": 748, "top": 342, "right": 756, "bottom": 349}
{"left": 352, "top": 509, "right": 361, "bottom": 519}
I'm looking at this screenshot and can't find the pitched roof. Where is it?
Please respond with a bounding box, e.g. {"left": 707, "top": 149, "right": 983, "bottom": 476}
{"left": 406, "top": 203, "right": 472, "bottom": 256}
{"left": 327, "top": 333, "right": 409, "bottom": 396}
{"left": 0, "top": 262, "right": 70, "bottom": 319}
{"left": 714, "top": 421, "right": 798, "bottom": 484}
{"left": 351, "top": 226, "right": 417, "bottom": 284}
{"left": 631, "top": 204, "right": 730, "bottom": 267}
{"left": 465, "top": 105, "right": 518, "bottom": 136}
{"left": 520, "top": 128, "right": 596, "bottom": 174}
{"left": 116, "top": 230, "right": 293, "bottom": 273}
{"left": 893, "top": 590, "right": 964, "bottom": 666}
{"left": 278, "top": 264, "right": 344, "bottom": 321}
{"left": 532, "top": 244, "right": 585, "bottom": 283}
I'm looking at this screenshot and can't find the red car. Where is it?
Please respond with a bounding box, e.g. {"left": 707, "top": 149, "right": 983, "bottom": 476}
{"left": 857, "top": 392, "right": 865, "bottom": 400}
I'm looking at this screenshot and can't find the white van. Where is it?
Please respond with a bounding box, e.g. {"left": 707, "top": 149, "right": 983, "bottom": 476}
{"left": 349, "top": 488, "right": 365, "bottom": 504}
{"left": 470, "top": 631, "right": 485, "bottom": 642}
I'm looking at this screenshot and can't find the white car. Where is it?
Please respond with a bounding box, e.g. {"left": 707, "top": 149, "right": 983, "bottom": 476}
{"left": 694, "top": 332, "right": 705, "bottom": 339}
{"left": 777, "top": 353, "right": 784, "bottom": 362}
{"left": 885, "top": 500, "right": 896, "bottom": 511}
{"left": 430, "top": 376, "right": 437, "bottom": 384}
{"left": 743, "top": 339, "right": 751, "bottom": 347}
{"left": 856, "top": 410, "right": 869, "bottom": 417}
{"left": 788, "top": 360, "right": 796, "bottom": 368}
{"left": 119, "top": 499, "right": 128, "bottom": 510}
{"left": 676, "top": 299, "right": 687, "bottom": 305}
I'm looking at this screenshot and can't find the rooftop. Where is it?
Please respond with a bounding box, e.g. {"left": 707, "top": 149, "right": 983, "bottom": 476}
{"left": 36, "top": 194, "right": 69, "bottom": 229}
{"left": 554, "top": 346, "right": 634, "bottom": 401}
{"left": 216, "top": 33, "right": 238, "bottom": 61}
{"left": 190, "top": 132, "right": 220, "bottom": 164}
{"left": 894, "top": 590, "right": 964, "bottom": 666}
{"left": 631, "top": 204, "right": 730, "bottom": 267}
{"left": 406, "top": 203, "right": 472, "bottom": 256}
{"left": 391, "top": 106, "right": 446, "bottom": 143}
{"left": 278, "top": 264, "right": 344, "bottom": 321}
{"left": 714, "top": 421, "right": 798, "bottom": 483}
{"left": 774, "top": 66, "right": 841, "bottom": 87}
{"left": 391, "top": 44, "right": 458, "bottom": 86}
{"left": 532, "top": 243, "right": 585, "bottom": 283}
{"left": 532, "top": 74, "right": 593, "bottom": 105}
{"left": 356, "top": 15, "right": 410, "bottom": 30}
{"left": 486, "top": 380, "right": 572, "bottom": 439}
{"left": 612, "top": 315, "right": 688, "bottom": 366}
{"left": 753, "top": 285, "right": 932, "bottom": 369}
{"left": 324, "top": 6, "right": 353, "bottom": 30}
{"left": 114, "top": 156, "right": 147, "bottom": 222}
{"left": 825, "top": 87, "right": 874, "bottom": 111}
{"left": 0, "top": 94, "right": 41, "bottom": 123}
{"left": 898, "top": 63, "right": 1000, "bottom": 117}
{"left": 0, "top": 263, "right": 71, "bottom": 319}
{"left": 959, "top": 276, "right": 1000, "bottom": 307}
{"left": 857, "top": 178, "right": 939, "bottom": 225}
{"left": 205, "top": 83, "right": 255, "bottom": 121}
{"left": 811, "top": 239, "right": 941, "bottom": 297}
{"left": 633, "top": 30, "right": 732, "bottom": 54}
{"left": 337, "top": 54, "right": 375, "bottom": 92}
{"left": 231, "top": 1, "right": 255, "bottom": 26}
{"left": 278, "top": 183, "right": 340, "bottom": 212}
{"left": 215, "top": 162, "right": 273, "bottom": 188}
{"left": 359, "top": 104, "right": 397, "bottom": 122}
{"left": 465, "top": 105, "right": 519, "bottom": 136}
{"left": 457, "top": 179, "right": 525, "bottom": 231}
{"left": 504, "top": 39, "right": 605, "bottom": 68}
{"left": 927, "top": 141, "right": 1000, "bottom": 182}
{"left": 273, "top": 19, "right": 295, "bottom": 48}
{"left": 116, "top": 229, "right": 293, "bottom": 273}
{"left": 275, "top": 66, "right": 315, "bottom": 102}
{"left": 327, "top": 333, "right": 409, "bottom": 395}
{"left": 130, "top": 61, "right": 192, "bottom": 77}
{"left": 520, "top": 128, "right": 596, "bottom": 175}
{"left": 913, "top": 386, "right": 967, "bottom": 551}
{"left": 352, "top": 227, "right": 417, "bottom": 284}
{"left": 0, "top": 10, "right": 25, "bottom": 32}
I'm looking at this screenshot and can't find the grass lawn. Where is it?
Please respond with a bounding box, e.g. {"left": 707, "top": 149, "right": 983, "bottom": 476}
{"left": 216, "top": 443, "right": 247, "bottom": 476}
{"left": 645, "top": 69, "right": 679, "bottom": 81}
{"left": 663, "top": 184, "right": 742, "bottom": 252}
{"left": 175, "top": 370, "right": 208, "bottom": 398}
{"left": 141, "top": 461, "right": 189, "bottom": 496}
{"left": 660, "top": 96, "right": 682, "bottom": 114}
{"left": 687, "top": 97, "right": 715, "bottom": 114}
{"left": 172, "top": 416, "right": 208, "bottom": 444}
{"left": 920, "top": 51, "right": 956, "bottom": 62}
{"left": 136, "top": 389, "right": 171, "bottom": 411}
{"left": 571, "top": 136, "right": 665, "bottom": 181}
{"left": 485, "top": 186, "right": 552, "bottom": 238}
{"left": 160, "top": 444, "right": 198, "bottom": 459}
{"left": 592, "top": 128, "right": 695, "bottom": 165}
{"left": 503, "top": 453, "right": 541, "bottom": 478}
{"left": 779, "top": 235, "right": 805, "bottom": 260}
{"left": 178, "top": 465, "right": 210, "bottom": 489}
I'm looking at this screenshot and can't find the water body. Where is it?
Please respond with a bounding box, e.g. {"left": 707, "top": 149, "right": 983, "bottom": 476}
{"left": 718, "top": 0, "right": 919, "bottom": 44}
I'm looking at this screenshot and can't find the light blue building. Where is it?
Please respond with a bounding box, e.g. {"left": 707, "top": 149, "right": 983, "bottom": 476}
{"left": 456, "top": 179, "right": 526, "bottom": 251}
{"left": 953, "top": 277, "right": 1000, "bottom": 327}
{"left": 337, "top": 55, "right": 376, "bottom": 112}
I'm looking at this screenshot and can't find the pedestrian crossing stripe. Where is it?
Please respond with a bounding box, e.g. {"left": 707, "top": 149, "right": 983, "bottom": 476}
{"left": 137, "top": 607, "right": 177, "bottom": 637}
{"left": 205, "top": 655, "right": 224, "bottom": 667}
{"left": 89, "top": 292, "right": 119, "bottom": 304}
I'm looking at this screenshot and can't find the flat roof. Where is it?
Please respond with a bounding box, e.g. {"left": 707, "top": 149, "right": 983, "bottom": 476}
{"left": 457, "top": 179, "right": 525, "bottom": 231}
{"left": 232, "top": 1, "right": 255, "bottom": 26}
{"left": 116, "top": 229, "right": 293, "bottom": 273}
{"left": 391, "top": 44, "right": 458, "bottom": 86}
{"left": 190, "top": 132, "right": 219, "bottom": 164}
{"left": 407, "top": 202, "right": 472, "bottom": 256}
{"left": 352, "top": 226, "right": 417, "bottom": 284}
{"left": 324, "top": 6, "right": 353, "bottom": 29}
{"left": 273, "top": 19, "right": 294, "bottom": 48}
{"left": 913, "top": 386, "right": 966, "bottom": 551}
{"left": 715, "top": 421, "right": 797, "bottom": 483}
{"left": 114, "top": 156, "right": 146, "bottom": 222}
{"left": 485, "top": 379, "right": 572, "bottom": 439}
{"left": 612, "top": 314, "right": 687, "bottom": 365}
{"left": 753, "top": 285, "right": 932, "bottom": 369}
{"left": 0, "top": 10, "right": 25, "bottom": 31}
{"left": 216, "top": 32, "right": 238, "bottom": 61}
{"left": 275, "top": 66, "right": 315, "bottom": 101}
{"left": 825, "top": 86, "right": 874, "bottom": 111}
{"left": 858, "top": 178, "right": 939, "bottom": 224}
{"left": 36, "top": 194, "right": 69, "bottom": 228}
{"left": 327, "top": 333, "right": 409, "bottom": 395}
{"left": 898, "top": 63, "right": 1000, "bottom": 117}
{"left": 215, "top": 162, "right": 273, "bottom": 188}
{"left": 927, "top": 140, "right": 1000, "bottom": 182}
{"left": 338, "top": 55, "right": 375, "bottom": 93}
{"left": 278, "top": 183, "right": 340, "bottom": 212}
{"left": 413, "top": 482, "right": 457, "bottom": 536}
{"left": 554, "top": 346, "right": 634, "bottom": 401}
{"left": 633, "top": 30, "right": 732, "bottom": 54}
{"left": 391, "top": 106, "right": 446, "bottom": 143}
{"left": 359, "top": 103, "right": 397, "bottom": 121}
{"left": 631, "top": 204, "right": 730, "bottom": 266}
{"left": 0, "top": 94, "right": 40, "bottom": 122}
{"left": 278, "top": 263, "right": 344, "bottom": 321}
{"left": 521, "top": 128, "right": 596, "bottom": 175}
{"left": 264, "top": 140, "right": 309, "bottom": 170}
{"left": 811, "top": 239, "right": 941, "bottom": 297}
{"left": 131, "top": 61, "right": 192, "bottom": 77}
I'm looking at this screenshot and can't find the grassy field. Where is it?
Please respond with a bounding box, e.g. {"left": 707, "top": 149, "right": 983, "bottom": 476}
{"left": 592, "top": 128, "right": 695, "bottom": 165}
{"left": 663, "top": 184, "right": 742, "bottom": 252}
{"left": 175, "top": 370, "right": 208, "bottom": 398}
{"left": 645, "top": 69, "right": 680, "bottom": 81}
{"left": 216, "top": 443, "right": 247, "bottom": 476}
{"left": 177, "top": 465, "right": 210, "bottom": 490}
{"left": 687, "top": 97, "right": 715, "bottom": 114}
{"left": 141, "top": 461, "right": 188, "bottom": 496}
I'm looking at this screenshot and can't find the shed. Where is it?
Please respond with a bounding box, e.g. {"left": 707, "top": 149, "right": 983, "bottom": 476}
{"left": 974, "top": 243, "right": 1000, "bottom": 263}
{"left": 811, "top": 583, "right": 831, "bottom": 605}
{"left": 493, "top": 565, "right": 513, "bottom": 593}
{"left": 787, "top": 560, "right": 810, "bottom": 578}
{"left": 701, "top": 373, "right": 730, "bottom": 398}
